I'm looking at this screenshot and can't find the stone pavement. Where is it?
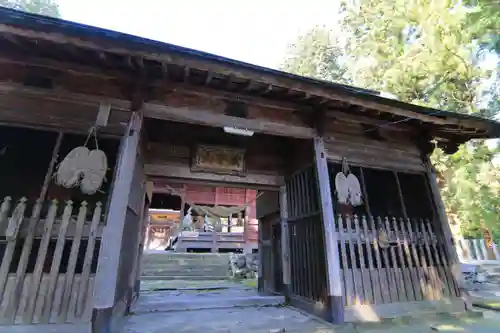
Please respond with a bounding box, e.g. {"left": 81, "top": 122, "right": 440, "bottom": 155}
{"left": 125, "top": 278, "right": 500, "bottom": 333}
{"left": 124, "top": 306, "right": 500, "bottom": 333}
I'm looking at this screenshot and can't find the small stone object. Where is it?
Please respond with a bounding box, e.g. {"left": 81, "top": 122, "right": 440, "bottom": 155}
{"left": 229, "top": 253, "right": 259, "bottom": 279}
{"left": 269, "top": 328, "right": 286, "bottom": 333}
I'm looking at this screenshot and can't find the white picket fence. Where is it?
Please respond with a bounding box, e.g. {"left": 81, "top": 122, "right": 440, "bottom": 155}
{"left": 455, "top": 238, "right": 500, "bottom": 261}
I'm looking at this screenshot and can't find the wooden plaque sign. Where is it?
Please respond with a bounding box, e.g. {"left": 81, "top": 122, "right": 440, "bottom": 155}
{"left": 192, "top": 145, "right": 246, "bottom": 174}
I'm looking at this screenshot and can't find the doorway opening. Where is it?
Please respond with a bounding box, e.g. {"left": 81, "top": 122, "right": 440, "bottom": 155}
{"left": 146, "top": 193, "right": 182, "bottom": 251}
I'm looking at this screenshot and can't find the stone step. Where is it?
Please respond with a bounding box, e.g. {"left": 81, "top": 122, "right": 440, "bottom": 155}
{"left": 140, "top": 275, "right": 229, "bottom": 281}
{"left": 141, "top": 270, "right": 229, "bottom": 277}
{"left": 132, "top": 295, "right": 285, "bottom": 314}
{"left": 143, "top": 252, "right": 231, "bottom": 259}
{"left": 142, "top": 259, "right": 229, "bottom": 267}
{"left": 141, "top": 258, "right": 229, "bottom": 265}
{"left": 141, "top": 263, "right": 228, "bottom": 269}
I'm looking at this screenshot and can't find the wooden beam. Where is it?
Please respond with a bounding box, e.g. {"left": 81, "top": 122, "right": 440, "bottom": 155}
{"left": 150, "top": 177, "right": 279, "bottom": 192}
{"left": 0, "top": 55, "right": 491, "bottom": 135}
{"left": 0, "top": 82, "right": 131, "bottom": 110}
{"left": 0, "top": 25, "right": 483, "bottom": 129}
{"left": 145, "top": 163, "right": 283, "bottom": 187}
{"left": 143, "top": 102, "right": 316, "bottom": 139}
{"left": 313, "top": 136, "right": 344, "bottom": 324}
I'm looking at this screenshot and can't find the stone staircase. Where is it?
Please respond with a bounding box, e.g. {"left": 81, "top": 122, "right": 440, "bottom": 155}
{"left": 129, "top": 251, "right": 286, "bottom": 333}
{"left": 141, "top": 251, "right": 231, "bottom": 281}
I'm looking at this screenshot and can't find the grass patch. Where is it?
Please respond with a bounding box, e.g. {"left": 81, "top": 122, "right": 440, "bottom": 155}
{"left": 473, "top": 300, "right": 500, "bottom": 310}
{"left": 242, "top": 279, "right": 257, "bottom": 288}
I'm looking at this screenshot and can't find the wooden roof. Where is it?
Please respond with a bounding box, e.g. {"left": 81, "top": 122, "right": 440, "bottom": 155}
{"left": 0, "top": 7, "right": 499, "bottom": 143}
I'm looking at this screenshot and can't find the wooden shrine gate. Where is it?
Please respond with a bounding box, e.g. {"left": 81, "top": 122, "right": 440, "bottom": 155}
{"left": 281, "top": 164, "right": 331, "bottom": 320}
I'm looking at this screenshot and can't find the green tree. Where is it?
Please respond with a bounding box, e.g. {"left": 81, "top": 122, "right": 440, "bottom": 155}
{"left": 282, "top": 0, "right": 500, "bottom": 238}
{"left": 0, "top": 0, "right": 60, "bottom": 18}
{"left": 282, "top": 27, "right": 347, "bottom": 83}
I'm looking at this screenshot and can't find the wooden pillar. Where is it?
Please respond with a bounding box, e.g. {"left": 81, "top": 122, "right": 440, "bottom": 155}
{"left": 279, "top": 185, "right": 291, "bottom": 297}
{"left": 144, "top": 222, "right": 151, "bottom": 250}
{"left": 92, "top": 111, "right": 143, "bottom": 333}
{"left": 313, "top": 136, "right": 344, "bottom": 324}
{"left": 424, "top": 160, "right": 471, "bottom": 309}
{"left": 257, "top": 214, "right": 264, "bottom": 292}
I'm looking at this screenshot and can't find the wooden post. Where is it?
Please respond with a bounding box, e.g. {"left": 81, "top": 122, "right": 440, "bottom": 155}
{"left": 257, "top": 214, "right": 264, "bottom": 292}
{"left": 128, "top": 192, "right": 149, "bottom": 307}
{"left": 92, "top": 111, "right": 143, "bottom": 333}
{"left": 424, "top": 160, "right": 471, "bottom": 309}
{"left": 279, "top": 185, "right": 291, "bottom": 296}
{"left": 40, "top": 131, "right": 64, "bottom": 201}
{"left": 313, "top": 136, "right": 344, "bottom": 324}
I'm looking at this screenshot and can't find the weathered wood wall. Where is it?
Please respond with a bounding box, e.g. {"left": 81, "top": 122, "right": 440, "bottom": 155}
{"left": 0, "top": 83, "right": 129, "bottom": 136}
{"left": 144, "top": 119, "right": 290, "bottom": 187}
{"left": 323, "top": 119, "right": 424, "bottom": 172}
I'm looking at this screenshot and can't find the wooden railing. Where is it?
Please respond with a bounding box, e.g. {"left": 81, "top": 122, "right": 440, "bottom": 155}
{"left": 175, "top": 231, "right": 254, "bottom": 252}
{"left": 335, "top": 214, "right": 459, "bottom": 307}
{"left": 456, "top": 238, "right": 500, "bottom": 261}
{"left": 0, "top": 197, "right": 103, "bottom": 325}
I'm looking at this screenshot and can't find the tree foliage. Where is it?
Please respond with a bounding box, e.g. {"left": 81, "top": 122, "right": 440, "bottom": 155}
{"left": 0, "top": 0, "right": 60, "bottom": 18}
{"left": 282, "top": 0, "right": 500, "bottom": 239}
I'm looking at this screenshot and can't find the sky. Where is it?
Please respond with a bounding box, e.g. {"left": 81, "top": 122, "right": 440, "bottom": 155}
{"left": 58, "top": 0, "right": 340, "bottom": 69}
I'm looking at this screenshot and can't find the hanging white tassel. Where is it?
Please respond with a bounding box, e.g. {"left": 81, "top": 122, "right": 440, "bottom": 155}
{"left": 80, "top": 149, "right": 108, "bottom": 195}
{"left": 346, "top": 173, "right": 363, "bottom": 206}
{"left": 335, "top": 172, "right": 349, "bottom": 204}
{"left": 55, "top": 126, "right": 108, "bottom": 195}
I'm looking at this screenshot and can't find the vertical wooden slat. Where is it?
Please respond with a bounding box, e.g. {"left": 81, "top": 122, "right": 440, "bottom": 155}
{"left": 455, "top": 239, "right": 465, "bottom": 262}
{"left": 345, "top": 216, "right": 361, "bottom": 304}
{"left": 462, "top": 239, "right": 471, "bottom": 261}
{"left": 424, "top": 220, "right": 453, "bottom": 297}
{"left": 0, "top": 197, "right": 22, "bottom": 306}
{"left": 295, "top": 174, "right": 305, "bottom": 297}
{"left": 403, "top": 218, "right": 426, "bottom": 300}
{"left": 418, "top": 218, "right": 441, "bottom": 300}
{"left": 58, "top": 202, "right": 88, "bottom": 323}
{"left": 40, "top": 201, "right": 73, "bottom": 324}
{"left": 291, "top": 223, "right": 298, "bottom": 294}
{"left": 383, "top": 217, "right": 405, "bottom": 302}
{"left": 438, "top": 223, "right": 461, "bottom": 296}
{"left": 76, "top": 203, "right": 102, "bottom": 317}
{"left": 479, "top": 239, "right": 488, "bottom": 260}
{"left": 406, "top": 219, "right": 432, "bottom": 300}
{"left": 424, "top": 161, "right": 466, "bottom": 305}
{"left": 297, "top": 171, "right": 305, "bottom": 217}
{"left": 337, "top": 215, "right": 351, "bottom": 306}
{"left": 23, "top": 200, "right": 59, "bottom": 323}
{"left": 472, "top": 239, "right": 482, "bottom": 260}
{"left": 303, "top": 217, "right": 310, "bottom": 299}
{"left": 353, "top": 215, "right": 370, "bottom": 304}
{"left": 279, "top": 186, "right": 290, "bottom": 291}
{"left": 5, "top": 199, "right": 43, "bottom": 323}
{"left": 398, "top": 218, "right": 422, "bottom": 301}
{"left": 0, "top": 197, "right": 11, "bottom": 231}
{"left": 493, "top": 244, "right": 500, "bottom": 261}
{"left": 422, "top": 220, "right": 445, "bottom": 297}
{"left": 361, "top": 216, "right": 381, "bottom": 304}
{"left": 290, "top": 176, "right": 297, "bottom": 218}
{"left": 369, "top": 216, "right": 390, "bottom": 304}
{"left": 391, "top": 217, "right": 415, "bottom": 301}
{"left": 377, "top": 217, "right": 397, "bottom": 303}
